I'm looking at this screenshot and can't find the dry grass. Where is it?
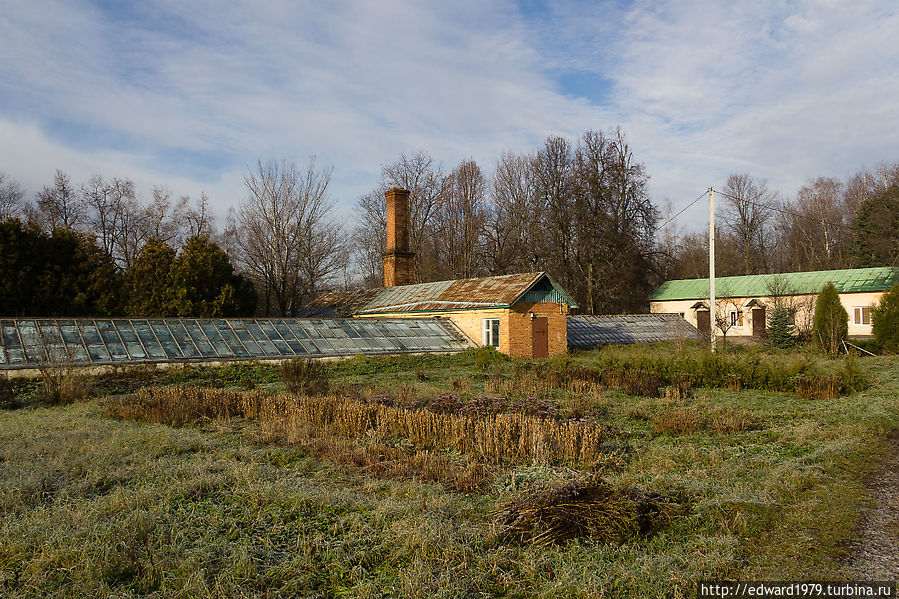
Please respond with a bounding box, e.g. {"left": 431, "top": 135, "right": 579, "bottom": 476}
{"left": 107, "top": 386, "right": 606, "bottom": 466}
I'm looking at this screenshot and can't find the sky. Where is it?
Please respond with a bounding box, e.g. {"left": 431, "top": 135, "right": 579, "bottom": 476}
{"left": 1, "top": 0, "right": 898, "bottom": 232}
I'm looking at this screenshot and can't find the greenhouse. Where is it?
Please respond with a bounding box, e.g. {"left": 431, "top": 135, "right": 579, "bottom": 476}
{"left": 0, "top": 317, "right": 474, "bottom": 370}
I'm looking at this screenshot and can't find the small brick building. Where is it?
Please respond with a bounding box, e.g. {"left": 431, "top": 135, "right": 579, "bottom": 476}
{"left": 306, "top": 188, "right": 577, "bottom": 357}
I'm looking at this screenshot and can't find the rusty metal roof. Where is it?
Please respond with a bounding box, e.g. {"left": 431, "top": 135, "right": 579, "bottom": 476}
{"left": 308, "top": 272, "right": 578, "bottom": 315}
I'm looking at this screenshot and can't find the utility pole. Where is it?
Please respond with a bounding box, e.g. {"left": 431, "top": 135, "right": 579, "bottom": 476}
{"left": 709, "top": 187, "right": 716, "bottom": 352}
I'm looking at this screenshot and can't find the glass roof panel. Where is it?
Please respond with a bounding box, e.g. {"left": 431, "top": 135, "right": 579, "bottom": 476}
{"left": 79, "top": 324, "right": 102, "bottom": 345}
{"left": 124, "top": 342, "right": 147, "bottom": 360}
{"left": 6, "top": 348, "right": 24, "bottom": 364}
{"left": 113, "top": 321, "right": 139, "bottom": 342}
{"left": 86, "top": 344, "right": 110, "bottom": 362}
{"left": 284, "top": 320, "right": 309, "bottom": 339}
{"left": 150, "top": 321, "right": 174, "bottom": 343}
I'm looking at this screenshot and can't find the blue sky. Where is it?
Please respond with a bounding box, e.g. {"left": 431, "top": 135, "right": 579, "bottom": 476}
{"left": 1, "top": 0, "right": 898, "bottom": 231}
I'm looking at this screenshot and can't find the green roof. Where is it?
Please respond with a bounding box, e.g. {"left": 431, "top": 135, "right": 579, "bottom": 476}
{"left": 650, "top": 267, "right": 899, "bottom": 302}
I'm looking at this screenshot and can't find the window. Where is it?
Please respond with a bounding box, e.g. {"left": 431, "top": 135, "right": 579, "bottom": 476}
{"left": 729, "top": 310, "right": 744, "bottom": 327}
{"left": 482, "top": 318, "right": 500, "bottom": 348}
{"left": 853, "top": 306, "right": 871, "bottom": 325}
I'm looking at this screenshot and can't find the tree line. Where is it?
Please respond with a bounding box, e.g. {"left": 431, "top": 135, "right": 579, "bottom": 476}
{"left": 660, "top": 165, "right": 899, "bottom": 280}
{"left": 1, "top": 131, "right": 897, "bottom": 318}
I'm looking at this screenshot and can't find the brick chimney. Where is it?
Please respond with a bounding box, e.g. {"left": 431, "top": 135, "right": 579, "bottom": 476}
{"left": 383, "top": 187, "right": 415, "bottom": 287}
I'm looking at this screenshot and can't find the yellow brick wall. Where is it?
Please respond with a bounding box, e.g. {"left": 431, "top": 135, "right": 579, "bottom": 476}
{"left": 357, "top": 302, "right": 569, "bottom": 358}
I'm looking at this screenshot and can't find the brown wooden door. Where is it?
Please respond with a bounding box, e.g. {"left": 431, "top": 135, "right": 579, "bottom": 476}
{"left": 752, "top": 308, "right": 766, "bottom": 339}
{"left": 532, "top": 317, "right": 549, "bottom": 358}
{"left": 696, "top": 310, "right": 711, "bottom": 338}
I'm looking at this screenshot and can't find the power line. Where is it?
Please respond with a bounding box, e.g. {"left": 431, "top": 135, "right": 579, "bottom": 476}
{"left": 655, "top": 189, "right": 709, "bottom": 232}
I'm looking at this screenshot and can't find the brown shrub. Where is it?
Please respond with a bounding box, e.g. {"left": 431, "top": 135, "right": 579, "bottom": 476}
{"left": 665, "top": 372, "right": 693, "bottom": 401}
{"left": 280, "top": 359, "right": 329, "bottom": 395}
{"left": 793, "top": 375, "right": 841, "bottom": 400}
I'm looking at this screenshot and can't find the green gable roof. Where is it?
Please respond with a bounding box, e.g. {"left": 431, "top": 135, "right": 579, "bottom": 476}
{"left": 650, "top": 267, "right": 899, "bottom": 302}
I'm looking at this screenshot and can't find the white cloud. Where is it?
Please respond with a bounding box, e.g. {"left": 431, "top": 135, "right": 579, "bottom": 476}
{"left": 0, "top": 0, "right": 897, "bottom": 235}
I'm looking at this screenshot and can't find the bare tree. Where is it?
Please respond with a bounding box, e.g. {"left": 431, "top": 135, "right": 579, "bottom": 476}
{"left": 720, "top": 174, "right": 776, "bottom": 275}
{"left": 354, "top": 151, "right": 445, "bottom": 285}
{"left": 142, "top": 186, "right": 188, "bottom": 246}
{"left": 184, "top": 192, "right": 215, "bottom": 239}
{"left": 485, "top": 152, "right": 538, "bottom": 275}
{"left": 436, "top": 159, "right": 488, "bottom": 279}
{"left": 233, "top": 158, "right": 346, "bottom": 315}
{"left": 81, "top": 174, "right": 136, "bottom": 261}
{"left": 792, "top": 177, "right": 849, "bottom": 268}
{"left": 0, "top": 172, "right": 24, "bottom": 219}
{"left": 532, "top": 135, "right": 576, "bottom": 284}
{"left": 572, "top": 129, "right": 657, "bottom": 313}
{"left": 30, "top": 170, "right": 85, "bottom": 231}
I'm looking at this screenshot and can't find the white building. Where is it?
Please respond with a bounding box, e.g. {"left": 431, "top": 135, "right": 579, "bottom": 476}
{"left": 649, "top": 267, "right": 897, "bottom": 341}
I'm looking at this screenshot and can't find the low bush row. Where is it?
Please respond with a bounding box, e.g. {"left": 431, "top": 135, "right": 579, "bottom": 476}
{"left": 560, "top": 346, "right": 867, "bottom": 397}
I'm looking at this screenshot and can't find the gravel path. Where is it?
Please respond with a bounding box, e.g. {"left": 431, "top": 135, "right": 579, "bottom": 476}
{"left": 850, "top": 441, "right": 899, "bottom": 579}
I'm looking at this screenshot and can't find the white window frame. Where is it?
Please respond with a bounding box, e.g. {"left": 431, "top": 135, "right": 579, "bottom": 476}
{"left": 853, "top": 306, "right": 871, "bottom": 326}
{"left": 482, "top": 318, "right": 500, "bottom": 348}
{"left": 729, "top": 310, "right": 744, "bottom": 328}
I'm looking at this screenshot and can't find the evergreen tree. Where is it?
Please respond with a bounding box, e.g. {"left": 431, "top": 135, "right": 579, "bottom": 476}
{"left": 852, "top": 182, "right": 899, "bottom": 266}
{"left": 41, "top": 227, "right": 123, "bottom": 316}
{"left": 813, "top": 282, "right": 848, "bottom": 357}
{"left": 872, "top": 282, "right": 899, "bottom": 353}
{"left": 767, "top": 306, "right": 796, "bottom": 348}
{"left": 125, "top": 238, "right": 177, "bottom": 316}
{"left": 0, "top": 219, "right": 41, "bottom": 316}
{"left": 166, "top": 235, "right": 256, "bottom": 317}
{"left": 0, "top": 219, "right": 121, "bottom": 316}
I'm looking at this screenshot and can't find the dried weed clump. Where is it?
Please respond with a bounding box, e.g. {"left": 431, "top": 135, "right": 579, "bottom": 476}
{"left": 493, "top": 477, "right": 684, "bottom": 546}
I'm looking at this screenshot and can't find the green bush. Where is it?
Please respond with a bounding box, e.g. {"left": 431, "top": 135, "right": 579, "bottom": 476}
{"left": 872, "top": 282, "right": 899, "bottom": 353}
{"left": 472, "top": 346, "right": 509, "bottom": 370}
{"left": 767, "top": 307, "right": 797, "bottom": 349}
{"left": 813, "top": 282, "right": 848, "bottom": 357}
{"left": 280, "top": 359, "right": 330, "bottom": 395}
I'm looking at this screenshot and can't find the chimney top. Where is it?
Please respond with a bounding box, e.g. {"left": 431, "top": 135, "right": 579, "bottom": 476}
{"left": 383, "top": 187, "right": 414, "bottom": 287}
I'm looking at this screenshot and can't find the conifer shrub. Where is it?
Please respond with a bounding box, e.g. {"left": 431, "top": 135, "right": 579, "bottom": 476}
{"left": 872, "top": 282, "right": 899, "bottom": 353}
{"left": 813, "top": 282, "right": 848, "bottom": 357}
{"left": 767, "top": 306, "right": 797, "bottom": 349}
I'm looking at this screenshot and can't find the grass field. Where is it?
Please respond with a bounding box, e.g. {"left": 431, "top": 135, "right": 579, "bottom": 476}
{"left": 0, "top": 344, "right": 897, "bottom": 598}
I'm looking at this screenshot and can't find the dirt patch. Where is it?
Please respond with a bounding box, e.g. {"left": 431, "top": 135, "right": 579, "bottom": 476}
{"left": 849, "top": 439, "right": 899, "bottom": 578}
